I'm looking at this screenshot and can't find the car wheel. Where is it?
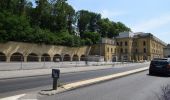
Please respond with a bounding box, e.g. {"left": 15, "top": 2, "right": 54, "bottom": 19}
{"left": 149, "top": 70, "right": 153, "bottom": 75}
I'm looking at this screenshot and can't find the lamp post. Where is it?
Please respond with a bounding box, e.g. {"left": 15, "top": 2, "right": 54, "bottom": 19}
{"left": 99, "top": 33, "right": 102, "bottom": 64}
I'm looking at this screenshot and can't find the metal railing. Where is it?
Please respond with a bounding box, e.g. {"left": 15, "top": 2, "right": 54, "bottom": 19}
{"left": 0, "top": 55, "right": 150, "bottom": 71}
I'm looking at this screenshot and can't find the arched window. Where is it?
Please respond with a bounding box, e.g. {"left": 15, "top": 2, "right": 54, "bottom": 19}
{"left": 125, "top": 41, "right": 128, "bottom": 46}
{"left": 41, "top": 54, "right": 51, "bottom": 61}
{"left": 10, "top": 52, "right": 24, "bottom": 62}
{"left": 80, "top": 55, "right": 86, "bottom": 61}
{"left": 53, "top": 54, "right": 62, "bottom": 62}
{"left": 0, "top": 52, "right": 6, "bottom": 62}
{"left": 63, "top": 54, "right": 71, "bottom": 61}
{"left": 143, "top": 41, "right": 146, "bottom": 46}
{"left": 27, "top": 53, "right": 38, "bottom": 62}
{"left": 72, "top": 55, "right": 79, "bottom": 61}
{"left": 144, "top": 48, "right": 147, "bottom": 53}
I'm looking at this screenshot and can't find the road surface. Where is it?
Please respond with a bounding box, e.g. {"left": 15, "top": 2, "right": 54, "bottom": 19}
{"left": 41, "top": 71, "right": 170, "bottom": 100}
{"left": 0, "top": 63, "right": 148, "bottom": 98}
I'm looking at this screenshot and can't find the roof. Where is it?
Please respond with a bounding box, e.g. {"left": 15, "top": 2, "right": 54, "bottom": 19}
{"left": 116, "top": 32, "right": 167, "bottom": 46}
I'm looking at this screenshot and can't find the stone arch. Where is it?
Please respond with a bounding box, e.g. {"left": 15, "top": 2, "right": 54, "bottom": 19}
{"left": 0, "top": 52, "right": 6, "bottom": 62}
{"left": 72, "top": 55, "right": 79, "bottom": 61}
{"left": 10, "top": 52, "right": 24, "bottom": 62}
{"left": 27, "top": 53, "right": 39, "bottom": 62}
{"left": 80, "top": 55, "right": 86, "bottom": 61}
{"left": 63, "top": 54, "right": 71, "bottom": 61}
{"left": 53, "top": 54, "right": 62, "bottom": 62}
{"left": 41, "top": 53, "right": 51, "bottom": 62}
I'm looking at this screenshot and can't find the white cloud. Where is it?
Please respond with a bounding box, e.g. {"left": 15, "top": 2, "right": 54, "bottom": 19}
{"left": 132, "top": 14, "right": 170, "bottom": 32}
{"left": 100, "top": 9, "right": 127, "bottom": 19}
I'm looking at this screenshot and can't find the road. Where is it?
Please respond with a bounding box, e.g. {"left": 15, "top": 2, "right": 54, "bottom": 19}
{"left": 0, "top": 63, "right": 149, "bottom": 98}
{"left": 41, "top": 71, "right": 170, "bottom": 100}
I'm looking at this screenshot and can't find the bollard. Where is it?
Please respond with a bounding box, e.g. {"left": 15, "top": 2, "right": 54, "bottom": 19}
{"left": 52, "top": 69, "right": 60, "bottom": 90}
{"left": 53, "top": 78, "right": 58, "bottom": 90}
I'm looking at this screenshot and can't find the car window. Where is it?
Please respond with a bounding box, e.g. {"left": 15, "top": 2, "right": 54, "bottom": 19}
{"left": 151, "top": 61, "right": 168, "bottom": 66}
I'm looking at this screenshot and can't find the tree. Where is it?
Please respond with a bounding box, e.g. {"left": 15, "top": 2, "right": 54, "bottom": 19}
{"left": 97, "top": 18, "right": 111, "bottom": 37}
{"left": 97, "top": 19, "right": 131, "bottom": 38}
{"left": 76, "top": 10, "right": 101, "bottom": 38}
{"left": 49, "top": 0, "right": 75, "bottom": 33}
{"left": 0, "top": 0, "right": 131, "bottom": 47}
{"left": 114, "top": 22, "right": 131, "bottom": 33}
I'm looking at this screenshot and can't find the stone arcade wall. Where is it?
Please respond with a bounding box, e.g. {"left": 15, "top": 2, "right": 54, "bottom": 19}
{"left": 0, "top": 42, "right": 90, "bottom": 62}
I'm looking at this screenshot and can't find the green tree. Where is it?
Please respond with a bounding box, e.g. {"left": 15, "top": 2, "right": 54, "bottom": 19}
{"left": 51, "top": 0, "right": 75, "bottom": 33}
{"left": 76, "top": 10, "right": 101, "bottom": 38}
{"left": 97, "top": 18, "right": 111, "bottom": 37}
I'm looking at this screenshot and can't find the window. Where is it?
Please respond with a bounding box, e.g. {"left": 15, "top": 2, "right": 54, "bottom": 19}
{"left": 135, "top": 49, "right": 138, "bottom": 53}
{"left": 125, "top": 49, "right": 128, "bottom": 53}
{"left": 143, "top": 41, "right": 146, "bottom": 46}
{"left": 121, "top": 48, "right": 123, "bottom": 53}
{"left": 117, "top": 42, "right": 119, "bottom": 46}
{"left": 120, "top": 42, "right": 123, "bottom": 46}
{"left": 107, "top": 47, "right": 109, "bottom": 52}
{"left": 144, "top": 48, "right": 146, "bottom": 53}
{"left": 111, "top": 48, "right": 113, "bottom": 53}
{"left": 125, "top": 41, "right": 128, "bottom": 46}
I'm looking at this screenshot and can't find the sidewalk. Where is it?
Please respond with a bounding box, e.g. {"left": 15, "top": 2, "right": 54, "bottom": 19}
{"left": 0, "top": 62, "right": 150, "bottom": 80}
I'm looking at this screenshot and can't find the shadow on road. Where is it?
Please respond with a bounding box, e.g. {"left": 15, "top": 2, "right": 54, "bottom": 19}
{"left": 146, "top": 73, "right": 170, "bottom": 78}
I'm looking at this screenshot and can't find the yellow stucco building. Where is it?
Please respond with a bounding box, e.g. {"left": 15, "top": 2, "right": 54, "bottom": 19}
{"left": 0, "top": 32, "right": 167, "bottom": 62}
{"left": 115, "top": 32, "right": 166, "bottom": 62}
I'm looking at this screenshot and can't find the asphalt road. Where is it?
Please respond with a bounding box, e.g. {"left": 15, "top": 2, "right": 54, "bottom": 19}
{"left": 0, "top": 63, "right": 149, "bottom": 98}
{"left": 41, "top": 71, "right": 170, "bottom": 100}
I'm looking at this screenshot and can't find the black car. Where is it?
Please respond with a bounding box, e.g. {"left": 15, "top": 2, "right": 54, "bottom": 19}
{"left": 149, "top": 58, "right": 170, "bottom": 75}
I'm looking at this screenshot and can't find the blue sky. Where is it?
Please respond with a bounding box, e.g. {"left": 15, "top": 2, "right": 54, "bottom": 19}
{"left": 67, "top": 0, "right": 170, "bottom": 44}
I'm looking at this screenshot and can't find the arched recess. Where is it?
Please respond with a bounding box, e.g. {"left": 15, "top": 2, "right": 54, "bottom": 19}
{"left": 80, "top": 55, "right": 86, "bottom": 61}
{"left": 0, "top": 52, "right": 6, "bottom": 62}
{"left": 27, "top": 53, "right": 39, "bottom": 62}
{"left": 10, "top": 52, "right": 24, "bottom": 62}
{"left": 72, "top": 55, "right": 79, "bottom": 61}
{"left": 53, "top": 54, "right": 62, "bottom": 62}
{"left": 63, "top": 54, "right": 71, "bottom": 61}
{"left": 41, "top": 53, "right": 51, "bottom": 62}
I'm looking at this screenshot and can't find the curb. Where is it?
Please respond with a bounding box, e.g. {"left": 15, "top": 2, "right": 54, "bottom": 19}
{"left": 39, "top": 67, "right": 149, "bottom": 96}
{"left": 61, "top": 67, "right": 149, "bottom": 92}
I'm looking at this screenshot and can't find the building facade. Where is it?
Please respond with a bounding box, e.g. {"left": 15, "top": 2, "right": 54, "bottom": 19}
{"left": 115, "top": 32, "right": 166, "bottom": 62}
{"left": 0, "top": 42, "right": 90, "bottom": 62}
{"left": 89, "top": 38, "right": 116, "bottom": 62}
{"left": 164, "top": 44, "right": 170, "bottom": 57}
{"left": 0, "top": 32, "right": 167, "bottom": 62}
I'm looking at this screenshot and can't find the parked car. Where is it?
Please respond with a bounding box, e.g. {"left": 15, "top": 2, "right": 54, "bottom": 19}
{"left": 149, "top": 58, "right": 170, "bottom": 75}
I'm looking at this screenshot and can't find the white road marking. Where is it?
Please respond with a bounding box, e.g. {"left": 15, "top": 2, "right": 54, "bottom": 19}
{"left": 0, "top": 94, "right": 26, "bottom": 100}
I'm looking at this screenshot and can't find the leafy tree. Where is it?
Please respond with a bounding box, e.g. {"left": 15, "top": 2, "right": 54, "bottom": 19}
{"left": 97, "top": 18, "right": 111, "bottom": 37}
{"left": 0, "top": 0, "right": 131, "bottom": 47}
{"left": 83, "top": 31, "right": 100, "bottom": 44}
{"left": 76, "top": 10, "right": 101, "bottom": 38}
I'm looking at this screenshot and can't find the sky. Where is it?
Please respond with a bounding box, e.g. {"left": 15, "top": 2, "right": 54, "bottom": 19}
{"left": 67, "top": 0, "right": 170, "bottom": 44}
